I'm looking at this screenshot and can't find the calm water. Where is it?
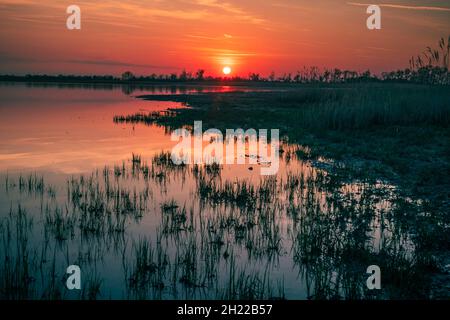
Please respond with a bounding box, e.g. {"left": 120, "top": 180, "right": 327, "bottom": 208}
{"left": 0, "top": 83, "right": 413, "bottom": 299}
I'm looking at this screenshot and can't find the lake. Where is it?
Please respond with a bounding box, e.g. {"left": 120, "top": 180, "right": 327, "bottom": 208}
{"left": 0, "top": 83, "right": 417, "bottom": 299}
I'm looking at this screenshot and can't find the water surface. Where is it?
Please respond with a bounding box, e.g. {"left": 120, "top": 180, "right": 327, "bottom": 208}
{"left": 0, "top": 83, "right": 414, "bottom": 300}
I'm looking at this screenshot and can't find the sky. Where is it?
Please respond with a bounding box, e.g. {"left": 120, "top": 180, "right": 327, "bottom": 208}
{"left": 0, "top": 0, "right": 449, "bottom": 77}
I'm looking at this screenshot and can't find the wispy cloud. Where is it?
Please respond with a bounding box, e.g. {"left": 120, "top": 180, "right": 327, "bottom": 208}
{"left": 65, "top": 59, "right": 175, "bottom": 69}
{"left": 347, "top": 2, "right": 450, "bottom": 12}
{"left": 0, "top": 52, "right": 175, "bottom": 69}
{"left": 186, "top": 33, "right": 235, "bottom": 41}
{"left": 0, "top": 0, "right": 265, "bottom": 29}
{"left": 194, "top": 47, "right": 259, "bottom": 57}
{"left": 191, "top": 0, "right": 266, "bottom": 24}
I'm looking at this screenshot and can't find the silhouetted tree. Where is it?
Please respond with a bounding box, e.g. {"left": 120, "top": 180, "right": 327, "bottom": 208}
{"left": 121, "top": 71, "right": 135, "bottom": 81}
{"left": 268, "top": 71, "right": 276, "bottom": 82}
{"left": 249, "top": 73, "right": 260, "bottom": 81}
{"left": 195, "top": 69, "right": 205, "bottom": 81}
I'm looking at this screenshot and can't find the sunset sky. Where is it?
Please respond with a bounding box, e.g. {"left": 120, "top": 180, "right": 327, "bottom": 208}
{"left": 0, "top": 0, "right": 449, "bottom": 76}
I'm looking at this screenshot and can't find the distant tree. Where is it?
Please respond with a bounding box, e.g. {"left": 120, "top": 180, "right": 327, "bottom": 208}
{"left": 361, "top": 70, "right": 372, "bottom": 81}
{"left": 332, "top": 68, "right": 342, "bottom": 82}
{"left": 179, "top": 69, "right": 190, "bottom": 81}
{"left": 249, "top": 72, "right": 260, "bottom": 81}
{"left": 322, "top": 69, "right": 331, "bottom": 83}
{"left": 121, "top": 71, "right": 135, "bottom": 81}
{"left": 169, "top": 73, "right": 177, "bottom": 81}
{"left": 281, "top": 73, "right": 292, "bottom": 83}
{"left": 195, "top": 69, "right": 205, "bottom": 81}
{"left": 268, "top": 71, "right": 276, "bottom": 82}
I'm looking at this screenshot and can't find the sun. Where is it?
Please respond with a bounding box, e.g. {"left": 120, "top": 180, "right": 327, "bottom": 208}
{"left": 222, "top": 66, "right": 231, "bottom": 75}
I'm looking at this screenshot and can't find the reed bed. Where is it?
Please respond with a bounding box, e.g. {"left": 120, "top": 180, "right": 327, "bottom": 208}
{"left": 0, "top": 147, "right": 442, "bottom": 299}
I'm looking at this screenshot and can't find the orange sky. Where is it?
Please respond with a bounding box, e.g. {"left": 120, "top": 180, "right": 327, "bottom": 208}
{"left": 0, "top": 0, "right": 449, "bottom": 76}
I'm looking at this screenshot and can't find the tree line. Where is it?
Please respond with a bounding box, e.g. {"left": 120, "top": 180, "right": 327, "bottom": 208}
{"left": 1, "top": 37, "right": 448, "bottom": 85}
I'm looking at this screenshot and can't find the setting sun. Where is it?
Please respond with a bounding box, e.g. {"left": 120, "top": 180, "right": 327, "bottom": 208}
{"left": 222, "top": 66, "right": 231, "bottom": 75}
{"left": 0, "top": 0, "right": 449, "bottom": 304}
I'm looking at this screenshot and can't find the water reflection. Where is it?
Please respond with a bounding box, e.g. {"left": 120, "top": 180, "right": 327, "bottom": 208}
{"left": 1, "top": 81, "right": 273, "bottom": 96}
{"left": 0, "top": 84, "right": 431, "bottom": 300}
{"left": 0, "top": 84, "right": 185, "bottom": 173}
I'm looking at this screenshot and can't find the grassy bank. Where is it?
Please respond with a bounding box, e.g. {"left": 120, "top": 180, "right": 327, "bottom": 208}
{"left": 115, "top": 83, "right": 450, "bottom": 206}
{"left": 115, "top": 83, "right": 450, "bottom": 297}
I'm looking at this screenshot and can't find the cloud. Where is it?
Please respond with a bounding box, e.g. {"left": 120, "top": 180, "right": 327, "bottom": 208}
{"left": 65, "top": 59, "right": 175, "bottom": 69}
{"left": 191, "top": 0, "right": 266, "bottom": 24}
{"left": 186, "top": 33, "right": 234, "bottom": 40}
{"left": 347, "top": 2, "right": 450, "bottom": 12}
{"left": 0, "top": 0, "right": 267, "bottom": 31}
{"left": 187, "top": 34, "right": 223, "bottom": 40}
{"left": 194, "top": 47, "right": 259, "bottom": 57}
{"left": 0, "top": 53, "right": 175, "bottom": 69}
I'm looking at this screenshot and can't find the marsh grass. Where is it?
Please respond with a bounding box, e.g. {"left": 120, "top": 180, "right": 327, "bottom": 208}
{"left": 117, "top": 84, "right": 450, "bottom": 203}
{"left": 44, "top": 206, "right": 76, "bottom": 242}
{"left": 197, "top": 173, "right": 256, "bottom": 209}
{"left": 124, "top": 237, "right": 169, "bottom": 299}
{"left": 3, "top": 173, "right": 57, "bottom": 199}
{"left": 0, "top": 145, "right": 444, "bottom": 299}
{"left": 0, "top": 206, "right": 35, "bottom": 299}
{"left": 127, "top": 85, "right": 450, "bottom": 131}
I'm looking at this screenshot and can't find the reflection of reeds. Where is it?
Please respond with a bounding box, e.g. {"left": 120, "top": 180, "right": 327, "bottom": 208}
{"left": 220, "top": 255, "right": 284, "bottom": 300}
{"left": 114, "top": 110, "right": 178, "bottom": 126}
{"left": 0, "top": 148, "right": 441, "bottom": 299}
{"left": 197, "top": 174, "right": 256, "bottom": 209}
{"left": 0, "top": 206, "right": 35, "bottom": 299}
{"left": 44, "top": 206, "right": 76, "bottom": 242}
{"left": 125, "top": 238, "right": 169, "bottom": 299}
{"left": 160, "top": 201, "right": 189, "bottom": 234}
{"left": 132, "top": 153, "right": 141, "bottom": 165}
{"left": 4, "top": 173, "right": 57, "bottom": 198}
{"left": 152, "top": 151, "right": 173, "bottom": 166}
